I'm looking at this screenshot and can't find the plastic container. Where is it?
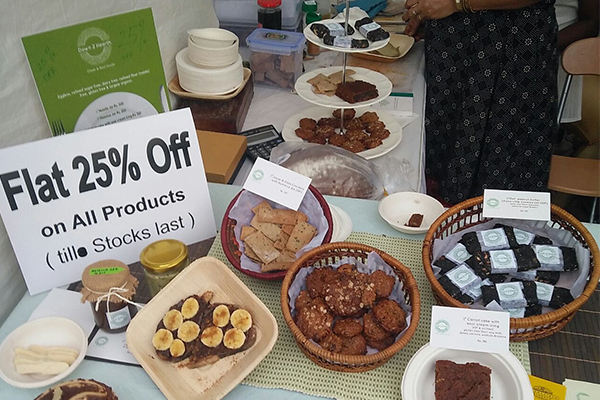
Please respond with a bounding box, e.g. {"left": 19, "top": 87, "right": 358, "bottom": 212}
{"left": 140, "top": 239, "right": 190, "bottom": 297}
{"left": 246, "top": 28, "right": 306, "bottom": 89}
{"left": 302, "top": 0, "right": 317, "bottom": 30}
{"left": 258, "top": 0, "right": 282, "bottom": 29}
{"left": 220, "top": 15, "right": 301, "bottom": 46}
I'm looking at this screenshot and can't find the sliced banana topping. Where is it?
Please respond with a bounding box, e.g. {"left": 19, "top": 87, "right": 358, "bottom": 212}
{"left": 230, "top": 309, "right": 253, "bottom": 332}
{"left": 181, "top": 297, "right": 200, "bottom": 319}
{"left": 201, "top": 326, "right": 223, "bottom": 348}
{"left": 163, "top": 309, "right": 184, "bottom": 331}
{"left": 177, "top": 321, "right": 200, "bottom": 342}
{"left": 152, "top": 329, "right": 174, "bottom": 351}
{"left": 212, "top": 305, "right": 231, "bottom": 327}
{"left": 169, "top": 339, "right": 186, "bottom": 358}
{"left": 223, "top": 328, "right": 246, "bottom": 350}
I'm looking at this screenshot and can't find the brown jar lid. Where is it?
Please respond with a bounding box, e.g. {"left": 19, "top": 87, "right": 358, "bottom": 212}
{"left": 80, "top": 260, "right": 138, "bottom": 304}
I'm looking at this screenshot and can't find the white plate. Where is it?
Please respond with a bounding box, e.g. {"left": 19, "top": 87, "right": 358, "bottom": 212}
{"left": 304, "top": 19, "right": 390, "bottom": 53}
{"left": 378, "top": 192, "right": 445, "bottom": 234}
{"left": 401, "top": 343, "right": 534, "bottom": 400}
{"left": 282, "top": 106, "right": 402, "bottom": 160}
{"left": 329, "top": 204, "right": 353, "bottom": 242}
{"left": 0, "top": 317, "right": 87, "bottom": 388}
{"left": 74, "top": 92, "right": 158, "bottom": 131}
{"left": 295, "top": 66, "right": 393, "bottom": 109}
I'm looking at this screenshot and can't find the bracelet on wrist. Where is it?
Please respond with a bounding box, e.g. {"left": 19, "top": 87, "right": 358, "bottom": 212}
{"left": 454, "top": 0, "right": 464, "bottom": 12}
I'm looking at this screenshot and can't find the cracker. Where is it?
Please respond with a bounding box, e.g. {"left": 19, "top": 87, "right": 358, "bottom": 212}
{"left": 307, "top": 73, "right": 328, "bottom": 86}
{"left": 240, "top": 226, "right": 257, "bottom": 241}
{"left": 286, "top": 221, "right": 317, "bottom": 252}
{"left": 252, "top": 201, "right": 272, "bottom": 215}
{"left": 257, "top": 207, "right": 298, "bottom": 225}
{"left": 250, "top": 215, "right": 281, "bottom": 241}
{"left": 261, "top": 261, "right": 292, "bottom": 272}
{"left": 315, "top": 80, "right": 337, "bottom": 94}
{"left": 244, "top": 245, "right": 261, "bottom": 263}
{"left": 296, "top": 212, "right": 308, "bottom": 224}
{"left": 274, "top": 231, "right": 290, "bottom": 251}
{"left": 244, "top": 231, "right": 280, "bottom": 264}
{"left": 277, "top": 249, "right": 297, "bottom": 263}
{"left": 281, "top": 224, "right": 295, "bottom": 235}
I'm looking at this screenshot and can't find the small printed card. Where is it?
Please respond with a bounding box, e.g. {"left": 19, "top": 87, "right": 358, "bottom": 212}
{"left": 563, "top": 379, "right": 600, "bottom": 400}
{"left": 483, "top": 189, "right": 551, "bottom": 221}
{"left": 430, "top": 306, "right": 510, "bottom": 353}
{"left": 530, "top": 375, "right": 566, "bottom": 400}
{"left": 243, "top": 157, "right": 311, "bottom": 211}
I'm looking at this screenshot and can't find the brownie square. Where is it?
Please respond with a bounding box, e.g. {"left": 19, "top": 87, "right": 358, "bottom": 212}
{"left": 435, "top": 360, "right": 491, "bottom": 400}
{"left": 335, "top": 80, "right": 378, "bottom": 104}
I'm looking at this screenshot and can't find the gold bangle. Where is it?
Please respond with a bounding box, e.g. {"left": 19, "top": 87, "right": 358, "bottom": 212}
{"left": 454, "top": 0, "right": 464, "bottom": 12}
{"left": 464, "top": 0, "right": 475, "bottom": 13}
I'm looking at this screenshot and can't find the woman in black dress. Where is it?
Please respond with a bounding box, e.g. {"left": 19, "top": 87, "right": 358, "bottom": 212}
{"left": 404, "top": 0, "right": 559, "bottom": 205}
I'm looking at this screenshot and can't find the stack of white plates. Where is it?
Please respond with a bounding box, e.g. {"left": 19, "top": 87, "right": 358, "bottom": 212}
{"left": 176, "top": 28, "right": 244, "bottom": 95}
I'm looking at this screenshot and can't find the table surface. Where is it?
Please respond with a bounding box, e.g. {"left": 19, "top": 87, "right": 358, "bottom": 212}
{"left": 1, "top": 183, "right": 598, "bottom": 399}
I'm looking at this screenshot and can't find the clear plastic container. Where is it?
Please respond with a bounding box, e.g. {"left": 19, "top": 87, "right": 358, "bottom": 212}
{"left": 220, "top": 15, "right": 301, "bottom": 46}
{"left": 246, "top": 28, "right": 306, "bottom": 89}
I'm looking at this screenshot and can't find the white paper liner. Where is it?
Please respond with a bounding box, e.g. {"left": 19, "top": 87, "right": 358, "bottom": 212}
{"left": 229, "top": 190, "right": 330, "bottom": 273}
{"left": 288, "top": 251, "right": 412, "bottom": 355}
{"left": 430, "top": 218, "right": 592, "bottom": 314}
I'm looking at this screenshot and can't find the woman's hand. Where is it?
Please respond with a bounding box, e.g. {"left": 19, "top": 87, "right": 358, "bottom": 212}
{"left": 402, "top": 0, "right": 457, "bottom": 21}
{"left": 404, "top": 17, "right": 426, "bottom": 41}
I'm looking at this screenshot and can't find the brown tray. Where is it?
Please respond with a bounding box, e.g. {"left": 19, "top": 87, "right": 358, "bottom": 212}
{"left": 168, "top": 68, "right": 251, "bottom": 100}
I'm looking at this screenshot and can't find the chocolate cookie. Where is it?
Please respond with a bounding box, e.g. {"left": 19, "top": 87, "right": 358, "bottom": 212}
{"left": 372, "top": 299, "right": 406, "bottom": 335}
{"left": 333, "top": 318, "right": 364, "bottom": 338}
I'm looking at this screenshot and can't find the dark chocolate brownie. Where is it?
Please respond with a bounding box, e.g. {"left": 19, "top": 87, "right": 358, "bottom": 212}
{"left": 435, "top": 360, "right": 491, "bottom": 400}
{"left": 335, "top": 80, "right": 378, "bottom": 104}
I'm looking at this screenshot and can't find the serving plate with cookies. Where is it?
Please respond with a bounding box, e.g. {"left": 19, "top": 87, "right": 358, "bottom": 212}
{"left": 126, "top": 257, "right": 277, "bottom": 400}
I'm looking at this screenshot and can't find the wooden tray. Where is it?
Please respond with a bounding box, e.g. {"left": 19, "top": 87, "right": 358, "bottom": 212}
{"left": 126, "top": 257, "right": 278, "bottom": 400}
{"left": 352, "top": 34, "right": 414, "bottom": 63}
{"left": 168, "top": 68, "right": 251, "bottom": 100}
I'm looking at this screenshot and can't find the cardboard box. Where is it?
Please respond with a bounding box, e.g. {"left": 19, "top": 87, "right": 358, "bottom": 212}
{"left": 196, "top": 130, "right": 247, "bottom": 184}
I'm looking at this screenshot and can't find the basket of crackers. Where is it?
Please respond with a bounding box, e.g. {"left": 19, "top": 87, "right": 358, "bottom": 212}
{"left": 422, "top": 196, "right": 600, "bottom": 342}
{"left": 281, "top": 242, "right": 420, "bottom": 372}
{"left": 221, "top": 186, "right": 333, "bottom": 280}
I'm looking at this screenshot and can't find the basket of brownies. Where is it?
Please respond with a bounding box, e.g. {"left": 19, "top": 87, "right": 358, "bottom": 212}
{"left": 422, "top": 196, "right": 600, "bottom": 341}
{"left": 281, "top": 242, "right": 420, "bottom": 372}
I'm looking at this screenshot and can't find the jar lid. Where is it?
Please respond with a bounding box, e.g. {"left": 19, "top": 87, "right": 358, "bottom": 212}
{"left": 140, "top": 239, "right": 188, "bottom": 272}
{"left": 306, "top": 12, "right": 322, "bottom": 25}
{"left": 302, "top": 0, "right": 317, "bottom": 13}
{"left": 80, "top": 260, "right": 138, "bottom": 303}
{"left": 258, "top": 0, "right": 281, "bottom": 8}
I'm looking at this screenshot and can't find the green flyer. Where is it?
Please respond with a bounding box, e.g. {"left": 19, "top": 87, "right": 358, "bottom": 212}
{"left": 22, "top": 8, "right": 170, "bottom": 136}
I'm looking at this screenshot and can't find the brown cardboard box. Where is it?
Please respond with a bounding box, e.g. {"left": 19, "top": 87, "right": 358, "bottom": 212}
{"left": 196, "top": 130, "right": 247, "bottom": 184}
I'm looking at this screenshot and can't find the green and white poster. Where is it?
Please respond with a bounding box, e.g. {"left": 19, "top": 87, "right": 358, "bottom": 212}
{"left": 22, "top": 8, "right": 170, "bottom": 135}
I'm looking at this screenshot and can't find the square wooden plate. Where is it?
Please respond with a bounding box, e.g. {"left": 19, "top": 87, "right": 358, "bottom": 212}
{"left": 126, "top": 257, "right": 278, "bottom": 400}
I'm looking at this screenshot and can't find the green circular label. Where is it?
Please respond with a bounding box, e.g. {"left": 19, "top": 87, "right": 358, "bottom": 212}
{"left": 492, "top": 253, "right": 511, "bottom": 265}
{"left": 252, "top": 170, "right": 265, "bottom": 181}
{"left": 456, "top": 271, "right": 472, "bottom": 283}
{"left": 484, "top": 231, "right": 501, "bottom": 243}
{"left": 77, "top": 27, "right": 112, "bottom": 65}
{"left": 486, "top": 198, "right": 500, "bottom": 208}
{"left": 435, "top": 319, "right": 450, "bottom": 334}
{"left": 539, "top": 248, "right": 555, "bottom": 260}
{"left": 95, "top": 336, "right": 109, "bottom": 346}
{"left": 500, "top": 286, "right": 518, "bottom": 298}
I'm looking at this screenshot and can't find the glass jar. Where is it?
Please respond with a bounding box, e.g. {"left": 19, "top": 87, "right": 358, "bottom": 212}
{"left": 140, "top": 239, "right": 190, "bottom": 297}
{"left": 80, "top": 260, "right": 138, "bottom": 333}
{"left": 257, "top": 0, "right": 282, "bottom": 30}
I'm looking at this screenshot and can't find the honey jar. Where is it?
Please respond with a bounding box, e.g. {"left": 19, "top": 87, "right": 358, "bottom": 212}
{"left": 140, "top": 239, "right": 190, "bottom": 297}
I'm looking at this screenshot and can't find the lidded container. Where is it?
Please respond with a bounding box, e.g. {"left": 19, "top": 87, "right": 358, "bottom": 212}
{"left": 80, "top": 260, "right": 138, "bottom": 333}
{"left": 140, "top": 239, "right": 190, "bottom": 297}
{"left": 246, "top": 28, "right": 306, "bottom": 89}
{"left": 258, "top": 0, "right": 282, "bottom": 30}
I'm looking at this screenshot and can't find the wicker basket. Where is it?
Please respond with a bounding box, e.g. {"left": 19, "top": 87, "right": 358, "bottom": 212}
{"left": 422, "top": 196, "right": 600, "bottom": 342}
{"left": 281, "top": 242, "right": 421, "bottom": 372}
{"left": 221, "top": 185, "right": 334, "bottom": 280}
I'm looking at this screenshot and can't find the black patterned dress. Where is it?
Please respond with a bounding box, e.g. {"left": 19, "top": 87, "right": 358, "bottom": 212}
{"left": 424, "top": 1, "right": 559, "bottom": 205}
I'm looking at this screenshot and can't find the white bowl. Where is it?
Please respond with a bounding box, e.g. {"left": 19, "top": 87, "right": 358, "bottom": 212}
{"left": 401, "top": 343, "right": 533, "bottom": 400}
{"left": 378, "top": 192, "right": 444, "bottom": 234}
{"left": 187, "top": 28, "right": 239, "bottom": 67}
{"left": 176, "top": 48, "right": 244, "bottom": 95}
{"left": 0, "top": 317, "right": 87, "bottom": 388}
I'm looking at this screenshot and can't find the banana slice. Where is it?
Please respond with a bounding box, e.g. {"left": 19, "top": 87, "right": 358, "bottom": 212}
{"left": 169, "top": 339, "right": 186, "bottom": 358}
{"left": 181, "top": 297, "right": 200, "bottom": 319}
{"left": 212, "top": 305, "right": 230, "bottom": 327}
{"left": 230, "top": 309, "right": 253, "bottom": 332}
{"left": 223, "top": 328, "right": 246, "bottom": 350}
{"left": 152, "top": 329, "right": 174, "bottom": 351}
{"left": 177, "top": 321, "right": 200, "bottom": 342}
{"left": 200, "top": 326, "right": 223, "bottom": 348}
{"left": 163, "top": 309, "right": 184, "bottom": 331}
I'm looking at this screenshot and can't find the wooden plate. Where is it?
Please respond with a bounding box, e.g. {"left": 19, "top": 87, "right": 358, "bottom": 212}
{"left": 352, "top": 34, "right": 415, "bottom": 63}
{"left": 126, "top": 257, "right": 278, "bottom": 400}
{"left": 168, "top": 68, "right": 251, "bottom": 100}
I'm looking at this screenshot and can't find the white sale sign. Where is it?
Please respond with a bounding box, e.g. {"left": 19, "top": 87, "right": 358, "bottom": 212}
{"left": 0, "top": 109, "right": 216, "bottom": 294}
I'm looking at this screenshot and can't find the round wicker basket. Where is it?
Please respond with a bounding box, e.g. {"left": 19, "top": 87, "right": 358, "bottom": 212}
{"left": 422, "top": 196, "right": 599, "bottom": 342}
{"left": 281, "top": 242, "right": 421, "bottom": 372}
{"left": 221, "top": 185, "right": 333, "bottom": 280}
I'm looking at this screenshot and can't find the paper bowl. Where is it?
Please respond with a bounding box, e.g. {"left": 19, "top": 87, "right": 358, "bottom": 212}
{"left": 176, "top": 49, "right": 244, "bottom": 95}
{"left": 0, "top": 317, "right": 87, "bottom": 388}
{"left": 378, "top": 192, "right": 445, "bottom": 234}
{"left": 401, "top": 343, "right": 533, "bottom": 400}
{"left": 187, "top": 28, "right": 239, "bottom": 67}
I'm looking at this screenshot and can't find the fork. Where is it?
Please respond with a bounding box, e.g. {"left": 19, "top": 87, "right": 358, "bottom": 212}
{"left": 50, "top": 119, "right": 66, "bottom": 136}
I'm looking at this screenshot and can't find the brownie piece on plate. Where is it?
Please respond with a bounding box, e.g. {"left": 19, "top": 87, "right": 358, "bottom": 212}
{"left": 435, "top": 360, "right": 491, "bottom": 400}
{"left": 335, "top": 80, "right": 378, "bottom": 104}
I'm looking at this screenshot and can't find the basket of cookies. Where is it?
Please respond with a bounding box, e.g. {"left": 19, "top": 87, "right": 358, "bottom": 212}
{"left": 422, "top": 196, "right": 600, "bottom": 342}
{"left": 221, "top": 186, "right": 333, "bottom": 280}
{"left": 281, "top": 242, "right": 420, "bottom": 372}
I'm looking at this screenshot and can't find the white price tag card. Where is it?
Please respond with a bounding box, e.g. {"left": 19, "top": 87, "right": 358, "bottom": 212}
{"left": 483, "top": 189, "right": 551, "bottom": 221}
{"left": 430, "top": 306, "right": 510, "bottom": 353}
{"left": 243, "top": 157, "right": 311, "bottom": 211}
{"left": 0, "top": 109, "right": 216, "bottom": 295}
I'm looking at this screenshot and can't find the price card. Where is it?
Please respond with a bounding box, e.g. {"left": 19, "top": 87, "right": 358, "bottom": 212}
{"left": 483, "top": 189, "right": 551, "bottom": 221}
{"left": 0, "top": 109, "right": 216, "bottom": 294}
{"left": 243, "top": 157, "right": 311, "bottom": 211}
{"left": 430, "top": 306, "right": 510, "bottom": 353}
